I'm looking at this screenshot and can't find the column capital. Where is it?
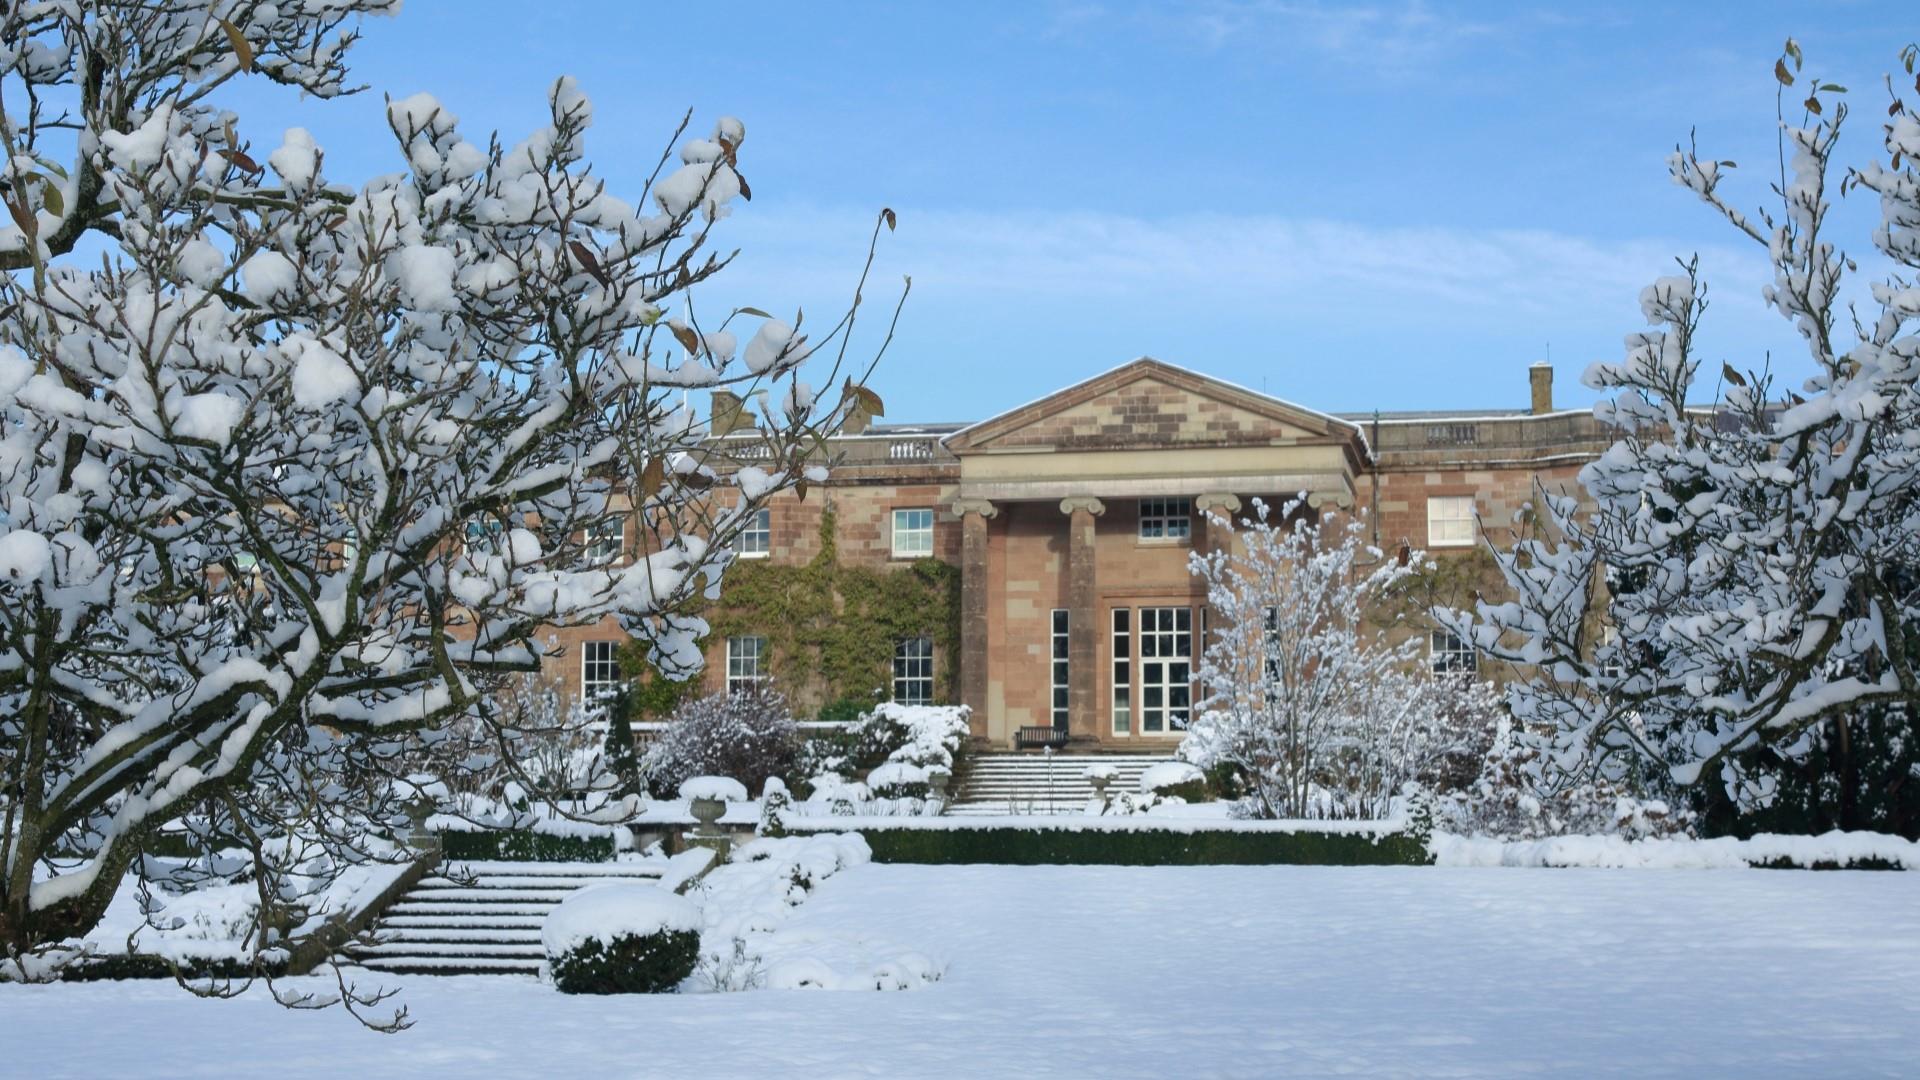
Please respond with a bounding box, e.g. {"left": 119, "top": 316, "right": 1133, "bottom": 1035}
{"left": 951, "top": 498, "right": 999, "bottom": 520}
{"left": 1058, "top": 496, "right": 1106, "bottom": 517}
{"left": 1306, "top": 490, "right": 1353, "bottom": 510}
{"left": 1194, "top": 492, "right": 1241, "bottom": 516}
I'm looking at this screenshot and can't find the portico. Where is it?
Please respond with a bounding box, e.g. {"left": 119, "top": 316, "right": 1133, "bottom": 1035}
{"left": 941, "top": 359, "right": 1370, "bottom": 747}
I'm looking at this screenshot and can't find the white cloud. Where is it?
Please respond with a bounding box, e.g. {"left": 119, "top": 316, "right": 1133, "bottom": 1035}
{"left": 719, "top": 202, "right": 1772, "bottom": 324}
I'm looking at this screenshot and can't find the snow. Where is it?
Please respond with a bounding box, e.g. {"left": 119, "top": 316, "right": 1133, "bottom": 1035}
{"left": 1137, "top": 760, "right": 1202, "bottom": 793}
{"left": 540, "top": 883, "right": 699, "bottom": 956}
{"left": 8, "top": 864, "right": 1918, "bottom": 1077}
{"left": 268, "top": 128, "right": 322, "bottom": 194}
{"left": 743, "top": 318, "right": 804, "bottom": 374}
{"left": 679, "top": 775, "right": 749, "bottom": 802}
{"left": 241, "top": 251, "right": 297, "bottom": 302}
{"left": 286, "top": 337, "right": 359, "bottom": 408}
{"left": 1433, "top": 828, "right": 1920, "bottom": 870}
{"left": 0, "top": 528, "right": 52, "bottom": 581}
{"left": 386, "top": 245, "right": 459, "bottom": 312}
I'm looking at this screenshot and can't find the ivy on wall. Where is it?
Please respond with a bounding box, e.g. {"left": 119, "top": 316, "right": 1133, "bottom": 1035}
{"left": 627, "top": 506, "right": 961, "bottom": 713}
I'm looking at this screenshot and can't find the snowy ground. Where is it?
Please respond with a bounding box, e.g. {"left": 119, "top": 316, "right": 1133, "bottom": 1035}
{"left": 7, "top": 864, "right": 1917, "bottom": 1078}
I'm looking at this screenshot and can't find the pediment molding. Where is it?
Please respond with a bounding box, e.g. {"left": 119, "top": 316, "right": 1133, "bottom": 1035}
{"left": 943, "top": 358, "right": 1364, "bottom": 457}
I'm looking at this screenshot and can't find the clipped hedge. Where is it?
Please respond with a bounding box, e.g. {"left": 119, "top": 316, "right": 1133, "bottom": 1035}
{"left": 437, "top": 829, "right": 614, "bottom": 862}
{"left": 549, "top": 928, "right": 701, "bottom": 995}
{"left": 817, "top": 824, "right": 1429, "bottom": 866}
{"left": 57, "top": 952, "right": 288, "bottom": 982}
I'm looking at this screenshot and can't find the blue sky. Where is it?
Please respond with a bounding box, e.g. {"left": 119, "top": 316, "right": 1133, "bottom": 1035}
{"left": 231, "top": 1, "right": 1913, "bottom": 422}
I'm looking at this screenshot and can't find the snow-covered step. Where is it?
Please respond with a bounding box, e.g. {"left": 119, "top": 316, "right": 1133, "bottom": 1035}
{"left": 951, "top": 753, "right": 1173, "bottom": 814}
{"left": 344, "top": 856, "right": 669, "bottom": 977}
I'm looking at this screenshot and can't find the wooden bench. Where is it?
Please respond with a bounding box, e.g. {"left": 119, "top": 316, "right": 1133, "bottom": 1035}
{"left": 1014, "top": 725, "right": 1068, "bottom": 750}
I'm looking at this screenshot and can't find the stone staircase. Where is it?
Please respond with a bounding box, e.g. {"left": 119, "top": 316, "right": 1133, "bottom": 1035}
{"left": 949, "top": 753, "right": 1172, "bottom": 816}
{"left": 343, "top": 859, "right": 665, "bottom": 976}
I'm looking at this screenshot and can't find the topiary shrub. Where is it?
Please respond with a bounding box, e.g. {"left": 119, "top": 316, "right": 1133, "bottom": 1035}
{"left": 542, "top": 884, "right": 702, "bottom": 995}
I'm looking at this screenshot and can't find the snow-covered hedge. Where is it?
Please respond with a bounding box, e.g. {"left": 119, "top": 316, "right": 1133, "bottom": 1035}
{"left": 782, "top": 816, "right": 1424, "bottom": 865}
{"left": 543, "top": 884, "right": 703, "bottom": 994}
{"left": 1432, "top": 830, "right": 1920, "bottom": 870}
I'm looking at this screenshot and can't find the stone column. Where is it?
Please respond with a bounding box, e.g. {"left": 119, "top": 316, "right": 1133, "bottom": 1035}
{"left": 1193, "top": 493, "right": 1241, "bottom": 559}
{"left": 1058, "top": 497, "right": 1105, "bottom": 739}
{"left": 1193, "top": 494, "right": 1241, "bottom": 651}
{"left": 952, "top": 499, "right": 998, "bottom": 738}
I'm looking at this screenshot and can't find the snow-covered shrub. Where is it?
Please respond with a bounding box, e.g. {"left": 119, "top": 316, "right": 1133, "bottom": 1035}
{"left": 1139, "top": 761, "right": 1207, "bottom": 802}
{"left": 1186, "top": 498, "right": 1502, "bottom": 820}
{"left": 543, "top": 885, "right": 702, "bottom": 994}
{"left": 758, "top": 778, "right": 795, "bottom": 837}
{"left": 1438, "top": 720, "right": 1693, "bottom": 841}
{"left": 643, "top": 689, "right": 798, "bottom": 798}
{"left": 854, "top": 703, "right": 970, "bottom": 770}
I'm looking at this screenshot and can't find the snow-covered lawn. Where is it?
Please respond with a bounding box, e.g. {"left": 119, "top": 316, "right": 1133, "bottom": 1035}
{"left": 8, "top": 864, "right": 1917, "bottom": 1078}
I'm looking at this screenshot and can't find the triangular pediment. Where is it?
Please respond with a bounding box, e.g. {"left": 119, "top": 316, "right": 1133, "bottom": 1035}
{"left": 944, "top": 358, "right": 1362, "bottom": 454}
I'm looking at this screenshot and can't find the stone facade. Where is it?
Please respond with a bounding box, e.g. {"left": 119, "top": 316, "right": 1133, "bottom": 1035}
{"left": 536, "top": 358, "right": 1612, "bottom": 750}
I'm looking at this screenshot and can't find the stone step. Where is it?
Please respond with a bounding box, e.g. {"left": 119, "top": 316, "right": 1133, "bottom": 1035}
{"left": 345, "top": 956, "right": 543, "bottom": 975}
{"left": 349, "top": 941, "right": 547, "bottom": 959}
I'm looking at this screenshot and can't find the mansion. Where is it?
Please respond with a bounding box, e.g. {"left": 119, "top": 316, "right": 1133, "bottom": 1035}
{"left": 543, "top": 358, "right": 1612, "bottom": 749}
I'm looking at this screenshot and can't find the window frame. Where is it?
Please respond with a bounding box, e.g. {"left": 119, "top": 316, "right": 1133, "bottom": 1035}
{"left": 583, "top": 515, "right": 625, "bottom": 566}
{"left": 1426, "top": 496, "right": 1477, "bottom": 548}
{"left": 892, "top": 636, "right": 934, "bottom": 705}
{"left": 1429, "top": 628, "right": 1478, "bottom": 675}
{"left": 581, "top": 640, "right": 621, "bottom": 707}
{"left": 734, "top": 506, "right": 772, "bottom": 560}
{"left": 890, "top": 507, "right": 935, "bottom": 558}
{"left": 1137, "top": 497, "right": 1193, "bottom": 542}
{"left": 1050, "top": 609, "right": 1070, "bottom": 731}
{"left": 726, "top": 635, "right": 769, "bottom": 695}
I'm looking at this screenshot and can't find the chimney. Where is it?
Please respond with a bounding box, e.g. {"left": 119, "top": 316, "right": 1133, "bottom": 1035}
{"left": 840, "top": 403, "right": 871, "bottom": 436}
{"left": 710, "top": 390, "right": 745, "bottom": 436}
{"left": 1529, "top": 362, "right": 1553, "bottom": 415}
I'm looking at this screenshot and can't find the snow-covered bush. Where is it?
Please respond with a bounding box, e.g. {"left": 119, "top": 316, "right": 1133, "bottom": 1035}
{"left": 1437, "top": 40, "right": 1920, "bottom": 826}
{"left": 1438, "top": 720, "right": 1693, "bottom": 841}
{"left": 795, "top": 703, "right": 969, "bottom": 807}
{"left": 1186, "top": 498, "right": 1504, "bottom": 819}
{"left": 855, "top": 703, "right": 970, "bottom": 791}
{"left": 1139, "top": 761, "right": 1207, "bottom": 801}
{"left": 543, "top": 884, "right": 702, "bottom": 995}
{"left": 643, "top": 689, "right": 798, "bottom": 799}
{"left": 0, "top": 0, "right": 900, "bottom": 990}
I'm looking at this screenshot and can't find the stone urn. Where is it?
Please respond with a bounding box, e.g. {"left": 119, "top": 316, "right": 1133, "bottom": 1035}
{"left": 689, "top": 795, "right": 726, "bottom": 834}
{"left": 679, "top": 776, "right": 747, "bottom": 858}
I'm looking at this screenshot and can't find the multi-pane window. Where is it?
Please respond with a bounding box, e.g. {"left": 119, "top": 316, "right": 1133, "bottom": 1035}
{"left": 1140, "top": 606, "right": 1193, "bottom": 733}
{"left": 1427, "top": 496, "right": 1476, "bottom": 548}
{"left": 726, "top": 635, "right": 768, "bottom": 695}
{"left": 735, "top": 507, "right": 771, "bottom": 559}
{"left": 581, "top": 641, "right": 620, "bottom": 707}
{"left": 1430, "top": 629, "right": 1478, "bottom": 675}
{"left": 584, "top": 516, "right": 624, "bottom": 565}
{"left": 1138, "top": 497, "right": 1192, "bottom": 540}
{"left": 1050, "top": 610, "right": 1070, "bottom": 731}
{"left": 893, "top": 636, "right": 933, "bottom": 705}
{"left": 891, "top": 508, "right": 934, "bottom": 557}
{"left": 1111, "top": 608, "right": 1132, "bottom": 735}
